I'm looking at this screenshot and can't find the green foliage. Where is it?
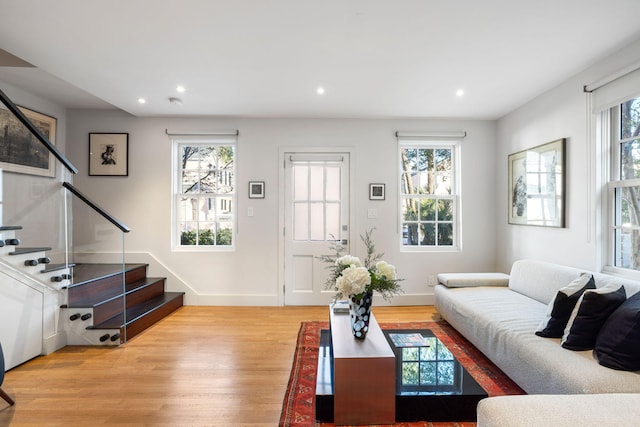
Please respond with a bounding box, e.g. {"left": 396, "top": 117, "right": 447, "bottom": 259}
{"left": 216, "top": 228, "right": 232, "bottom": 245}
{"left": 180, "top": 228, "right": 232, "bottom": 246}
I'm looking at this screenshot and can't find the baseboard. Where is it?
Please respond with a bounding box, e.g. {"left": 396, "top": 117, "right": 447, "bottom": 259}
{"left": 42, "top": 331, "right": 66, "bottom": 355}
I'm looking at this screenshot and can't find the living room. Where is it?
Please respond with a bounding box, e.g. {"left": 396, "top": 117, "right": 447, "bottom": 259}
{"left": 1, "top": 1, "right": 640, "bottom": 425}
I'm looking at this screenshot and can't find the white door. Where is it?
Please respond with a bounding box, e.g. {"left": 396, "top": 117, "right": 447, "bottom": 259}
{"left": 284, "top": 152, "right": 350, "bottom": 305}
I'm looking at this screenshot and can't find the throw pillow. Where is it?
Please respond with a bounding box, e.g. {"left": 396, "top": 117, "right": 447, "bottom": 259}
{"left": 594, "top": 291, "right": 640, "bottom": 371}
{"left": 561, "top": 284, "right": 627, "bottom": 351}
{"left": 535, "top": 273, "right": 596, "bottom": 338}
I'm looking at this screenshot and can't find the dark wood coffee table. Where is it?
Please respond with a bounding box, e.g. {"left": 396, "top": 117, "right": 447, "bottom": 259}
{"left": 316, "top": 328, "right": 488, "bottom": 422}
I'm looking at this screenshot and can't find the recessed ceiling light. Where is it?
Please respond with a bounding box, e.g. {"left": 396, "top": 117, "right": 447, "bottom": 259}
{"left": 137, "top": 97, "right": 147, "bottom": 104}
{"left": 176, "top": 85, "right": 186, "bottom": 93}
{"left": 456, "top": 89, "right": 465, "bottom": 97}
{"left": 317, "top": 87, "right": 325, "bottom": 95}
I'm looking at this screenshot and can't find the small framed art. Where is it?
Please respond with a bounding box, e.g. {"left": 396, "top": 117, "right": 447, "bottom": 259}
{"left": 369, "top": 183, "right": 385, "bottom": 200}
{"left": 89, "top": 133, "right": 129, "bottom": 176}
{"left": 249, "top": 181, "right": 265, "bottom": 198}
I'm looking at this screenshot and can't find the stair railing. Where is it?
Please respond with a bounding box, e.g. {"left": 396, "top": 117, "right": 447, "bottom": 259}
{"left": 0, "top": 85, "right": 133, "bottom": 346}
{"left": 62, "top": 183, "right": 130, "bottom": 233}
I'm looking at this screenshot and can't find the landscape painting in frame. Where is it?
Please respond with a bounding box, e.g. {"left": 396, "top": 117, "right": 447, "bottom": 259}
{"left": 0, "top": 104, "right": 56, "bottom": 177}
{"left": 508, "top": 138, "right": 565, "bottom": 227}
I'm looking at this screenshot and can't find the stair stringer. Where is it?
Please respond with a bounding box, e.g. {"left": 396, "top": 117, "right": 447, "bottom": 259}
{"left": 0, "top": 244, "right": 72, "bottom": 357}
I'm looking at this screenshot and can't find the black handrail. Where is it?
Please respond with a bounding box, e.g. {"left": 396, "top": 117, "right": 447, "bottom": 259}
{"left": 63, "top": 182, "right": 131, "bottom": 233}
{"left": 0, "top": 87, "right": 78, "bottom": 174}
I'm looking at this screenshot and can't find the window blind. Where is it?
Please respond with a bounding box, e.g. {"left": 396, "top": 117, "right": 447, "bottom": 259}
{"left": 585, "top": 64, "right": 640, "bottom": 113}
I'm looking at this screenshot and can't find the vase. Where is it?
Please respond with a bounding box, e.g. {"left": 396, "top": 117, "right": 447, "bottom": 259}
{"left": 348, "top": 291, "right": 373, "bottom": 339}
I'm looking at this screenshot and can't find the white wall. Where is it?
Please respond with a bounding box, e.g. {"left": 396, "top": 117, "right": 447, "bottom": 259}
{"left": 496, "top": 38, "right": 640, "bottom": 273}
{"left": 66, "top": 112, "right": 498, "bottom": 305}
{"left": 0, "top": 82, "right": 71, "bottom": 252}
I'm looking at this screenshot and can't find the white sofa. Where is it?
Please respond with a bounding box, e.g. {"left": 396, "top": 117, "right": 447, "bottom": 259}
{"left": 435, "top": 259, "right": 640, "bottom": 426}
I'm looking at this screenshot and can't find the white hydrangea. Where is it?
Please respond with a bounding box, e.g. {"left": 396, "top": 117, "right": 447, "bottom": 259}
{"left": 337, "top": 265, "right": 371, "bottom": 296}
{"left": 375, "top": 261, "right": 396, "bottom": 280}
{"left": 336, "top": 255, "right": 362, "bottom": 268}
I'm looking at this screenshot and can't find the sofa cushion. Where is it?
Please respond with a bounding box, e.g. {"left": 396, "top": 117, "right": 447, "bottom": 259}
{"left": 535, "top": 273, "right": 595, "bottom": 338}
{"left": 594, "top": 291, "right": 640, "bottom": 371}
{"left": 561, "top": 284, "right": 627, "bottom": 351}
{"left": 477, "top": 394, "right": 640, "bottom": 427}
{"left": 508, "top": 259, "right": 586, "bottom": 305}
{"left": 437, "top": 272, "right": 509, "bottom": 288}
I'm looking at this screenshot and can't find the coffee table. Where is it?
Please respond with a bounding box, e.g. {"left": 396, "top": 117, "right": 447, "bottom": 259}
{"left": 316, "top": 327, "right": 488, "bottom": 422}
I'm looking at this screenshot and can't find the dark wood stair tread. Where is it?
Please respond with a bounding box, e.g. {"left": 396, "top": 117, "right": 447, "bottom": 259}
{"left": 41, "top": 263, "right": 76, "bottom": 273}
{"left": 90, "top": 292, "right": 184, "bottom": 329}
{"left": 69, "top": 263, "right": 148, "bottom": 287}
{"left": 68, "top": 277, "right": 166, "bottom": 308}
{"left": 9, "top": 247, "right": 53, "bottom": 255}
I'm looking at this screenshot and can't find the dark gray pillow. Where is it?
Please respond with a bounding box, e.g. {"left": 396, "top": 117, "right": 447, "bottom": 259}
{"left": 594, "top": 291, "right": 640, "bottom": 371}
{"left": 561, "top": 284, "right": 627, "bottom": 351}
{"left": 535, "top": 273, "right": 596, "bottom": 338}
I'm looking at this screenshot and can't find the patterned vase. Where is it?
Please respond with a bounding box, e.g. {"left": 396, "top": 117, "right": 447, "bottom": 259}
{"left": 349, "top": 291, "right": 373, "bottom": 339}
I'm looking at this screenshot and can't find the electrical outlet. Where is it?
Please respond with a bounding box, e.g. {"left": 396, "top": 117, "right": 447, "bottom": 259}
{"left": 427, "top": 275, "right": 436, "bottom": 287}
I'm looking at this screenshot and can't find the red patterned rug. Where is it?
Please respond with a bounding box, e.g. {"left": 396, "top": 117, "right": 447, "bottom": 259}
{"left": 279, "top": 320, "right": 525, "bottom": 427}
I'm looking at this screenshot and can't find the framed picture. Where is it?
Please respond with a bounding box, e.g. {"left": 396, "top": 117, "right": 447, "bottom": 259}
{"left": 249, "top": 181, "right": 265, "bottom": 198}
{"left": 369, "top": 183, "right": 385, "bottom": 200}
{"left": 89, "top": 133, "right": 129, "bottom": 176}
{"left": 508, "top": 138, "right": 565, "bottom": 227}
{"left": 0, "top": 104, "right": 56, "bottom": 177}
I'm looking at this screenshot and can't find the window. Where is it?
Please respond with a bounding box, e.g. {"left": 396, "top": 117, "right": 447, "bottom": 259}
{"left": 290, "top": 156, "right": 345, "bottom": 242}
{"left": 606, "top": 96, "right": 640, "bottom": 270}
{"left": 171, "top": 134, "right": 236, "bottom": 250}
{"left": 399, "top": 137, "right": 461, "bottom": 250}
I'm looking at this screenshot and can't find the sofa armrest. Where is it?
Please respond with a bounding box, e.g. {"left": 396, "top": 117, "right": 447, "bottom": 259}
{"left": 437, "top": 272, "right": 509, "bottom": 288}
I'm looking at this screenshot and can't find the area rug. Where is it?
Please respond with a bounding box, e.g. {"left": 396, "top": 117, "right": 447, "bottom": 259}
{"left": 279, "top": 320, "right": 525, "bottom": 427}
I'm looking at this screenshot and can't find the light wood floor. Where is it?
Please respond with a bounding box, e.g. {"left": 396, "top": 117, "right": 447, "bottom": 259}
{"left": 0, "top": 305, "right": 438, "bottom": 426}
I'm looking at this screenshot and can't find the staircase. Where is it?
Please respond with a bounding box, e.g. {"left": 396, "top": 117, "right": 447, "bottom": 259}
{"left": 63, "top": 264, "right": 184, "bottom": 345}
{"left": 64, "top": 263, "right": 184, "bottom": 345}
{"left": 1, "top": 225, "right": 184, "bottom": 348}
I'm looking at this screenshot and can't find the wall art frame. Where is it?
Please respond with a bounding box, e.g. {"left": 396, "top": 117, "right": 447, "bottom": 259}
{"left": 508, "top": 138, "right": 565, "bottom": 227}
{"left": 248, "top": 181, "right": 265, "bottom": 198}
{"left": 89, "top": 133, "right": 129, "bottom": 176}
{"left": 0, "top": 104, "right": 56, "bottom": 177}
{"left": 369, "top": 183, "right": 385, "bottom": 200}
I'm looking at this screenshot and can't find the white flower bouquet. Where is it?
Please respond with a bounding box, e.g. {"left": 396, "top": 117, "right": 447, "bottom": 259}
{"left": 321, "top": 229, "right": 402, "bottom": 301}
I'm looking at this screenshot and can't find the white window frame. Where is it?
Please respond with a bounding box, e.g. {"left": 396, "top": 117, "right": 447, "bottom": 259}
{"left": 398, "top": 137, "right": 462, "bottom": 252}
{"left": 601, "top": 100, "right": 640, "bottom": 280}
{"left": 170, "top": 133, "right": 237, "bottom": 252}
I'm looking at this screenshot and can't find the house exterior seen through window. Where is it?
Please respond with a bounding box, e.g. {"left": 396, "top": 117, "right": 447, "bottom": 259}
{"left": 399, "top": 139, "right": 460, "bottom": 250}
{"left": 172, "top": 137, "right": 236, "bottom": 250}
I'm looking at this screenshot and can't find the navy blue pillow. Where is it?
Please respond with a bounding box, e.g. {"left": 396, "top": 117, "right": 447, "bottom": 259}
{"left": 595, "top": 291, "right": 640, "bottom": 371}
{"left": 536, "top": 273, "right": 596, "bottom": 338}
{"left": 561, "top": 285, "right": 627, "bottom": 351}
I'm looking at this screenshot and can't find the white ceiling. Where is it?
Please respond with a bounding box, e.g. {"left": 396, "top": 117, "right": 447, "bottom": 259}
{"left": 1, "top": 0, "right": 640, "bottom": 119}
